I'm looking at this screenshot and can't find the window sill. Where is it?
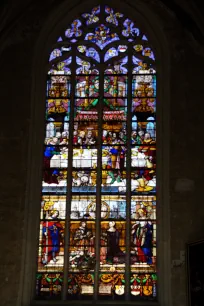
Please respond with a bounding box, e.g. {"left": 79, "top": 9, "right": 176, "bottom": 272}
{"left": 31, "top": 300, "right": 160, "bottom": 306}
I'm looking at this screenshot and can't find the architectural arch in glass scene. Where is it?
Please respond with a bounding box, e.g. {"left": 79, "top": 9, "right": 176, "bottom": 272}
{"left": 36, "top": 4, "right": 158, "bottom": 302}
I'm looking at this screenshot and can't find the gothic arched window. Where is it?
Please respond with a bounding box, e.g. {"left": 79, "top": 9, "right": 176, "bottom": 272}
{"left": 36, "top": 5, "right": 157, "bottom": 301}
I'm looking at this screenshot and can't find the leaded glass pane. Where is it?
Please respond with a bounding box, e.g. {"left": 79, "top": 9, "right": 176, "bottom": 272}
{"left": 36, "top": 4, "right": 157, "bottom": 301}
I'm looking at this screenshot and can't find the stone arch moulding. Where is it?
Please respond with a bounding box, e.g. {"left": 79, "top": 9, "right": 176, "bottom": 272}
{"left": 19, "top": 0, "right": 171, "bottom": 305}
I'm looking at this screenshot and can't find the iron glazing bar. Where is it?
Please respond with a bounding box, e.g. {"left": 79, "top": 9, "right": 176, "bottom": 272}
{"left": 125, "top": 43, "right": 133, "bottom": 300}
{"left": 62, "top": 47, "right": 76, "bottom": 300}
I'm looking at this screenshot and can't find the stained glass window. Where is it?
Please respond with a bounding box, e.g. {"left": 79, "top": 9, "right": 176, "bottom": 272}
{"left": 36, "top": 5, "right": 157, "bottom": 301}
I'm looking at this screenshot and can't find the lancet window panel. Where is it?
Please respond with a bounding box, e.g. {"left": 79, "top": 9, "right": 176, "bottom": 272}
{"left": 36, "top": 4, "right": 157, "bottom": 301}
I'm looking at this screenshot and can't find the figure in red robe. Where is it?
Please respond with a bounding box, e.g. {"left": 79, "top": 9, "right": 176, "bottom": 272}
{"left": 42, "top": 211, "right": 64, "bottom": 264}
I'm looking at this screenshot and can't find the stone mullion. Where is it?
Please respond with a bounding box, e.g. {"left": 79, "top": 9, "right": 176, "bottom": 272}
{"left": 62, "top": 47, "right": 76, "bottom": 300}
{"left": 125, "top": 43, "right": 133, "bottom": 300}
{"left": 93, "top": 59, "right": 104, "bottom": 302}
{"left": 94, "top": 4, "right": 105, "bottom": 300}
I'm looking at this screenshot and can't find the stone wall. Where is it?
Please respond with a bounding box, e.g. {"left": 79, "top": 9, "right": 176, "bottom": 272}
{"left": 170, "top": 47, "right": 204, "bottom": 305}
{"left": 0, "top": 41, "right": 33, "bottom": 306}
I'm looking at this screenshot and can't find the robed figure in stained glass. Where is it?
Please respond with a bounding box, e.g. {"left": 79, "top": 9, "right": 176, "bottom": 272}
{"left": 101, "top": 221, "right": 125, "bottom": 264}
{"left": 69, "top": 221, "right": 95, "bottom": 267}
{"left": 131, "top": 220, "right": 153, "bottom": 264}
{"left": 42, "top": 211, "right": 64, "bottom": 265}
{"left": 73, "top": 221, "right": 95, "bottom": 254}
